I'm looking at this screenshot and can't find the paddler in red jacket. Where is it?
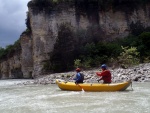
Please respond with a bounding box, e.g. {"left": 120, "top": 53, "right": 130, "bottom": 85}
{"left": 96, "top": 64, "right": 112, "bottom": 84}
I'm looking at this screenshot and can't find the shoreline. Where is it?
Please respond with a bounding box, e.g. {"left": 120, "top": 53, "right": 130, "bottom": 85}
{"left": 18, "top": 63, "right": 150, "bottom": 85}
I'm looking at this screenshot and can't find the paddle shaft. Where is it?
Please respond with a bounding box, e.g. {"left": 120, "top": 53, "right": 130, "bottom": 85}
{"left": 76, "top": 84, "right": 84, "bottom": 91}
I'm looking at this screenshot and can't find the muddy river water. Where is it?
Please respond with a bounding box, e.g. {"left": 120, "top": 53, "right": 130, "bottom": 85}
{"left": 0, "top": 79, "right": 149, "bottom": 113}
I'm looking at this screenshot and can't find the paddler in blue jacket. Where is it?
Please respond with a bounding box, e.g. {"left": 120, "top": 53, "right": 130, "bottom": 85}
{"left": 73, "top": 68, "right": 84, "bottom": 84}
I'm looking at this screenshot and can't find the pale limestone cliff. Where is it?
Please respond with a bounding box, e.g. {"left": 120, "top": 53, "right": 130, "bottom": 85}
{"left": 0, "top": 52, "right": 22, "bottom": 79}
{"left": 29, "top": 3, "right": 150, "bottom": 77}
{"left": 20, "top": 34, "right": 33, "bottom": 78}
{"left": 0, "top": 61, "right": 9, "bottom": 79}
{"left": 0, "top": 1, "right": 150, "bottom": 79}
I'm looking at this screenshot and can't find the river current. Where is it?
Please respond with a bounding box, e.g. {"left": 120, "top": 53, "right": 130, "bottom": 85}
{"left": 0, "top": 79, "right": 149, "bottom": 113}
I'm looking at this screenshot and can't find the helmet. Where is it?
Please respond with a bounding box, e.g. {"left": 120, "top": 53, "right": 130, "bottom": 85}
{"left": 76, "top": 68, "right": 81, "bottom": 72}
{"left": 101, "top": 64, "right": 107, "bottom": 69}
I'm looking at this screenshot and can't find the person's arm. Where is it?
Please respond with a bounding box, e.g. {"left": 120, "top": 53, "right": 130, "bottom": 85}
{"left": 98, "top": 70, "right": 108, "bottom": 77}
{"left": 96, "top": 71, "right": 106, "bottom": 81}
{"left": 96, "top": 72, "right": 101, "bottom": 76}
{"left": 73, "top": 74, "right": 77, "bottom": 80}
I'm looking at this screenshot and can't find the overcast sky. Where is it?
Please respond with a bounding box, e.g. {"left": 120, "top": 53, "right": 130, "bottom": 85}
{"left": 0, "top": 0, "right": 31, "bottom": 48}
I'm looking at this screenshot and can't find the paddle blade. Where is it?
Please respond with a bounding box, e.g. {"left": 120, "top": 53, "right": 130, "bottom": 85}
{"left": 81, "top": 88, "right": 85, "bottom": 92}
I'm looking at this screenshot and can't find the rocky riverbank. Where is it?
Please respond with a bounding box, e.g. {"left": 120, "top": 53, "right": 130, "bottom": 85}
{"left": 19, "top": 63, "right": 150, "bottom": 85}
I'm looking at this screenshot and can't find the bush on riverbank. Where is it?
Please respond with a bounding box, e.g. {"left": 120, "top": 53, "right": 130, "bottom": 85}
{"left": 74, "top": 31, "right": 150, "bottom": 69}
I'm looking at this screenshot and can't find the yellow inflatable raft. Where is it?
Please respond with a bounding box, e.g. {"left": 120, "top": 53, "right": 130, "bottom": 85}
{"left": 56, "top": 79, "right": 131, "bottom": 92}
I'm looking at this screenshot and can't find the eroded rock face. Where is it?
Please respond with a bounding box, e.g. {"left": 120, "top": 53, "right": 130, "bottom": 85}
{"left": 1, "top": 1, "right": 150, "bottom": 79}
{"left": 28, "top": 2, "right": 150, "bottom": 77}
{"left": 20, "top": 34, "right": 33, "bottom": 78}
{"left": 0, "top": 34, "right": 33, "bottom": 79}
{"left": 0, "top": 53, "right": 22, "bottom": 79}
{"left": 0, "top": 61, "right": 9, "bottom": 79}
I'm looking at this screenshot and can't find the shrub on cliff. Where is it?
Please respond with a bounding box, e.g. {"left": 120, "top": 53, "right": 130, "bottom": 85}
{"left": 28, "top": 0, "right": 74, "bottom": 14}
{"left": 0, "top": 40, "right": 21, "bottom": 59}
{"left": 0, "top": 47, "right": 5, "bottom": 59}
{"left": 28, "top": 0, "right": 54, "bottom": 14}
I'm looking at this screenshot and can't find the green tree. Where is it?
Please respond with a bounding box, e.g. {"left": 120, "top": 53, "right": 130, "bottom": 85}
{"left": 137, "top": 32, "right": 150, "bottom": 62}
{"left": 118, "top": 46, "right": 140, "bottom": 68}
{"left": 74, "top": 59, "right": 81, "bottom": 68}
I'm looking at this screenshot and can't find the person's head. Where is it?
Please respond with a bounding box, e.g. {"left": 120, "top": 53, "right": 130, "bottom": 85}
{"left": 76, "top": 68, "right": 81, "bottom": 72}
{"left": 101, "top": 64, "right": 107, "bottom": 70}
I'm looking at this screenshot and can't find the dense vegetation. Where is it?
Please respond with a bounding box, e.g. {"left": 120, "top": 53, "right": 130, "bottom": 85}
{"left": 28, "top": 0, "right": 75, "bottom": 14}
{"left": 22, "top": 12, "right": 32, "bottom": 35}
{"left": 73, "top": 32, "right": 150, "bottom": 69}
{"left": 28, "top": 0, "right": 150, "bottom": 14}
{"left": 0, "top": 40, "right": 21, "bottom": 60}
{"left": 76, "top": 21, "right": 150, "bottom": 68}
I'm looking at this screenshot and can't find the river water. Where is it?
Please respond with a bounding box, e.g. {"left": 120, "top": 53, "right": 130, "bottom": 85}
{"left": 0, "top": 79, "right": 149, "bottom": 113}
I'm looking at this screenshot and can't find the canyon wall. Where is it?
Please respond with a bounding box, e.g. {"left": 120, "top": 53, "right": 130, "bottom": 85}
{"left": 0, "top": 0, "right": 150, "bottom": 79}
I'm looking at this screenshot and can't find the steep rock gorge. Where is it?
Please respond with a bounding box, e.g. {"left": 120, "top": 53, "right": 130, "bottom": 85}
{"left": 1, "top": 0, "right": 150, "bottom": 79}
